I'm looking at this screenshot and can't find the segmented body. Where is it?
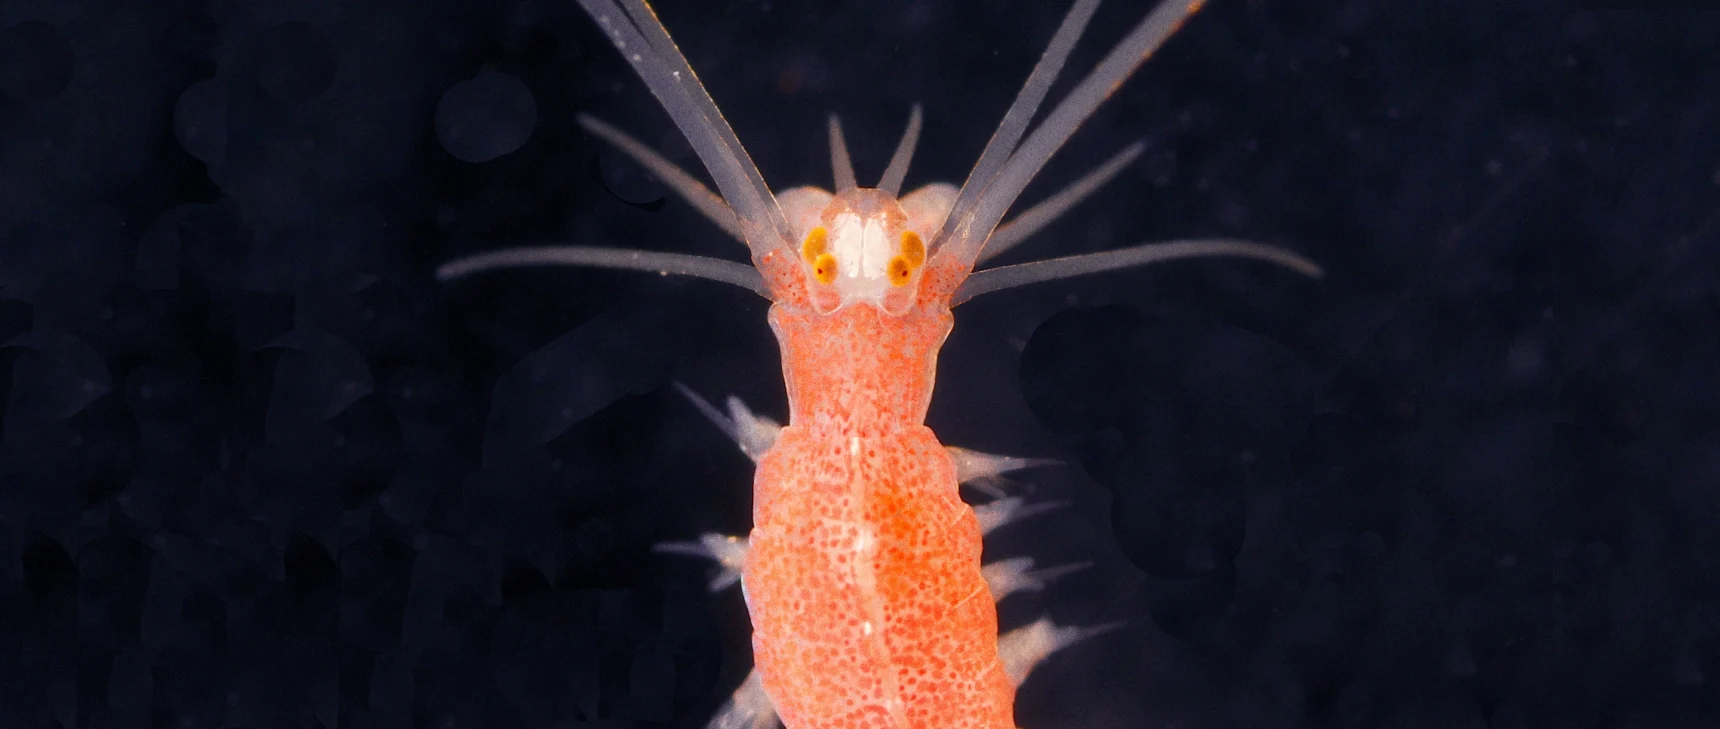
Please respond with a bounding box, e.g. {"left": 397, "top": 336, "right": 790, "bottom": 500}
{"left": 438, "top": 2, "right": 1324, "bottom": 727}
{"left": 745, "top": 253, "right": 1013, "bottom": 729}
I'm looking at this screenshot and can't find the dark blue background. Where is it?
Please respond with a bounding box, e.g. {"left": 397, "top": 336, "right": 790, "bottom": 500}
{"left": 2, "top": 0, "right": 1717, "bottom": 727}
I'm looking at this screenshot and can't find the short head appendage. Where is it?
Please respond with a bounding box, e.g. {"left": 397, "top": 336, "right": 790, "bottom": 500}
{"left": 796, "top": 189, "right": 929, "bottom": 315}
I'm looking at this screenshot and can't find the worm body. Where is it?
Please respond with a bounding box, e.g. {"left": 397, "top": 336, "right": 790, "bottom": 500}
{"left": 747, "top": 295, "right": 1013, "bottom": 729}
{"left": 438, "top": 2, "right": 1324, "bottom": 726}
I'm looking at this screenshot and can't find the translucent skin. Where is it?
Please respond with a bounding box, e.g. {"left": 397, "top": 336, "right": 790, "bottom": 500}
{"left": 744, "top": 250, "right": 1012, "bottom": 729}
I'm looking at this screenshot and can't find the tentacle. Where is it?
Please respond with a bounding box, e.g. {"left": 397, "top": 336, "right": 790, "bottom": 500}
{"left": 940, "top": 0, "right": 1207, "bottom": 267}
{"left": 932, "top": 0, "right": 1103, "bottom": 255}
{"left": 876, "top": 104, "right": 924, "bottom": 196}
{"left": 577, "top": 0, "right": 793, "bottom": 255}
{"left": 982, "top": 557, "right": 1094, "bottom": 601}
{"left": 974, "top": 496, "right": 1069, "bottom": 536}
{"left": 980, "top": 141, "right": 1146, "bottom": 264}
{"left": 577, "top": 113, "right": 744, "bottom": 242}
{"left": 653, "top": 533, "right": 749, "bottom": 592}
{"left": 947, "top": 446, "right": 1059, "bottom": 498}
{"left": 437, "top": 245, "right": 768, "bottom": 296}
{"left": 998, "top": 617, "right": 1127, "bottom": 687}
{"left": 827, "top": 114, "right": 858, "bottom": 193}
{"left": 673, "top": 382, "right": 782, "bottom": 462}
{"left": 954, "top": 238, "right": 1324, "bottom": 304}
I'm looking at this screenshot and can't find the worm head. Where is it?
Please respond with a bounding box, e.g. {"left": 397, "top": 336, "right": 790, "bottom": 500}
{"left": 783, "top": 188, "right": 928, "bottom": 316}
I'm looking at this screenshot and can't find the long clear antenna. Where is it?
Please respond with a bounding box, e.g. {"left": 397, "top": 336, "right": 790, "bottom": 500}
{"left": 931, "top": 0, "right": 1102, "bottom": 255}
{"left": 953, "top": 239, "right": 1322, "bottom": 305}
{"left": 577, "top": 114, "right": 744, "bottom": 243}
{"left": 980, "top": 141, "right": 1145, "bottom": 264}
{"left": 944, "top": 0, "right": 1207, "bottom": 267}
{"left": 438, "top": 245, "right": 768, "bottom": 296}
{"left": 577, "top": 0, "right": 792, "bottom": 255}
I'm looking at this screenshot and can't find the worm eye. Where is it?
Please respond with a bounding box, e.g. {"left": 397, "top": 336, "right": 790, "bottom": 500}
{"left": 888, "top": 256, "right": 913, "bottom": 286}
{"left": 801, "top": 227, "right": 829, "bottom": 265}
{"left": 813, "top": 253, "right": 838, "bottom": 285}
{"left": 899, "top": 230, "right": 925, "bottom": 266}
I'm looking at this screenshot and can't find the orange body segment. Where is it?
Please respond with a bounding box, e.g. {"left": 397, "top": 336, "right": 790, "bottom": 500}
{"left": 743, "top": 300, "right": 1014, "bottom": 729}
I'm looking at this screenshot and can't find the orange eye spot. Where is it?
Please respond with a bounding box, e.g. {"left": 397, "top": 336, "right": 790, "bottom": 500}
{"left": 899, "top": 230, "right": 925, "bottom": 266}
{"left": 812, "top": 253, "right": 838, "bottom": 285}
{"left": 801, "top": 227, "right": 828, "bottom": 264}
{"left": 888, "top": 256, "right": 913, "bottom": 286}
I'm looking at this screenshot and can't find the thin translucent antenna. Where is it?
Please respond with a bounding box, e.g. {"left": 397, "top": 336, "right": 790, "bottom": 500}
{"left": 946, "top": 0, "right": 1206, "bottom": 266}
{"left": 953, "top": 239, "right": 1323, "bottom": 305}
{"left": 612, "top": 0, "right": 787, "bottom": 242}
{"left": 438, "top": 245, "right": 769, "bottom": 296}
{"left": 932, "top": 0, "right": 1101, "bottom": 253}
{"left": 827, "top": 114, "right": 858, "bottom": 193}
{"left": 980, "top": 141, "right": 1145, "bottom": 264}
{"left": 577, "top": 0, "right": 792, "bottom": 254}
{"left": 876, "top": 104, "right": 923, "bottom": 196}
{"left": 577, "top": 114, "right": 744, "bottom": 243}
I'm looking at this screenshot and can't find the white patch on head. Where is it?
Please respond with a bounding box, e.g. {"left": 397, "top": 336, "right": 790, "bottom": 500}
{"left": 860, "top": 219, "right": 889, "bottom": 275}
{"left": 828, "top": 212, "right": 894, "bottom": 303}
{"left": 831, "top": 213, "right": 861, "bottom": 277}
